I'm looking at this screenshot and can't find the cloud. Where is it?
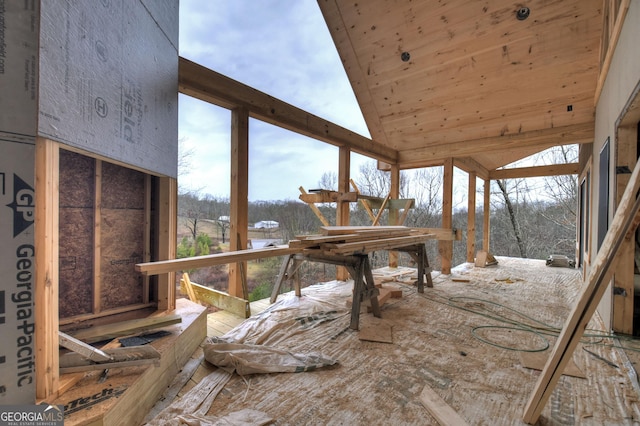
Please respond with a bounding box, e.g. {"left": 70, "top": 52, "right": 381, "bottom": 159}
{"left": 178, "top": 0, "right": 371, "bottom": 201}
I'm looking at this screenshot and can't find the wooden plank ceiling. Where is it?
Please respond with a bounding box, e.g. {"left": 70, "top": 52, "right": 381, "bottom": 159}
{"left": 318, "top": 0, "right": 602, "bottom": 171}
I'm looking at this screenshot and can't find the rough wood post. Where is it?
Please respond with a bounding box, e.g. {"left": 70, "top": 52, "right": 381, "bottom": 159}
{"left": 466, "top": 172, "right": 476, "bottom": 263}
{"left": 483, "top": 179, "right": 491, "bottom": 252}
{"left": 336, "top": 147, "right": 350, "bottom": 281}
{"left": 229, "top": 107, "right": 249, "bottom": 298}
{"left": 389, "top": 163, "right": 400, "bottom": 268}
{"left": 35, "top": 138, "right": 60, "bottom": 399}
{"left": 439, "top": 158, "right": 454, "bottom": 274}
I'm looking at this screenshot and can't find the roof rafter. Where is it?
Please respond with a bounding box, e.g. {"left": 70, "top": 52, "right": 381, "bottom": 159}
{"left": 179, "top": 57, "right": 397, "bottom": 164}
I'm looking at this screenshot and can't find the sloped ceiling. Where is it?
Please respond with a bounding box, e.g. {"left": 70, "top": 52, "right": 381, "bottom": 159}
{"left": 318, "top": 0, "right": 601, "bottom": 171}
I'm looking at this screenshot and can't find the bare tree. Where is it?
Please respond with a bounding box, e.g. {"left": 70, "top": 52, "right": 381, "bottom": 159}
{"left": 179, "top": 190, "right": 207, "bottom": 241}
{"left": 496, "top": 179, "right": 528, "bottom": 258}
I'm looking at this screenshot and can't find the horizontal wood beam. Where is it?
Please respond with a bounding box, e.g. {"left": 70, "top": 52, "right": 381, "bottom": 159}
{"left": 489, "top": 163, "right": 579, "bottom": 180}
{"left": 397, "top": 123, "right": 593, "bottom": 168}
{"left": 137, "top": 245, "right": 299, "bottom": 276}
{"left": 299, "top": 191, "right": 358, "bottom": 203}
{"left": 454, "top": 157, "right": 490, "bottom": 180}
{"left": 179, "top": 57, "right": 397, "bottom": 164}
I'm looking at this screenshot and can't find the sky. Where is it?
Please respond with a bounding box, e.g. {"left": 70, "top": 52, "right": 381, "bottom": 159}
{"left": 178, "top": 0, "right": 374, "bottom": 202}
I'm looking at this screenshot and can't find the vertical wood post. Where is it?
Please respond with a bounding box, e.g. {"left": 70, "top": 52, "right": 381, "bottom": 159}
{"left": 613, "top": 125, "right": 636, "bottom": 334}
{"left": 229, "top": 107, "right": 249, "bottom": 297}
{"left": 157, "top": 177, "right": 177, "bottom": 311}
{"left": 35, "top": 138, "right": 60, "bottom": 399}
{"left": 483, "top": 179, "right": 491, "bottom": 252}
{"left": 439, "top": 159, "right": 453, "bottom": 274}
{"left": 466, "top": 172, "right": 477, "bottom": 263}
{"left": 336, "top": 147, "right": 351, "bottom": 280}
{"left": 389, "top": 163, "right": 400, "bottom": 268}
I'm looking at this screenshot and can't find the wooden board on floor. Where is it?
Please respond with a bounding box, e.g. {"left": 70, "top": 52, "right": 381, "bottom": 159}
{"left": 420, "top": 385, "right": 470, "bottom": 426}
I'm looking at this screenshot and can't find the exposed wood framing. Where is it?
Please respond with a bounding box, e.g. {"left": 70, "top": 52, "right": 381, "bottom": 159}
{"left": 398, "top": 123, "right": 594, "bottom": 168}
{"left": 594, "top": 0, "right": 631, "bottom": 104}
{"left": 488, "top": 163, "right": 579, "bottom": 180}
{"left": 483, "top": 180, "right": 491, "bottom": 252}
{"left": 58, "top": 303, "right": 157, "bottom": 326}
{"left": 420, "top": 385, "right": 469, "bottom": 426}
{"left": 389, "top": 163, "right": 400, "bottom": 273}
{"left": 336, "top": 147, "right": 351, "bottom": 280}
{"left": 440, "top": 159, "right": 454, "bottom": 274}
{"left": 157, "top": 177, "right": 177, "bottom": 311}
{"left": 613, "top": 125, "right": 636, "bottom": 334}
{"left": 93, "top": 160, "right": 102, "bottom": 313}
{"left": 299, "top": 187, "right": 330, "bottom": 226}
{"left": 467, "top": 172, "right": 477, "bottom": 263}
{"left": 143, "top": 174, "right": 152, "bottom": 304}
{"left": 523, "top": 155, "right": 640, "bottom": 424}
{"left": 229, "top": 107, "right": 250, "bottom": 298}
{"left": 454, "top": 157, "right": 489, "bottom": 181}
{"left": 178, "top": 57, "right": 396, "bottom": 164}
{"left": 35, "top": 138, "right": 60, "bottom": 400}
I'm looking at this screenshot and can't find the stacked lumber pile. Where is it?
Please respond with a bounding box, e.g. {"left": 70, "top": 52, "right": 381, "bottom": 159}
{"left": 289, "top": 226, "right": 436, "bottom": 255}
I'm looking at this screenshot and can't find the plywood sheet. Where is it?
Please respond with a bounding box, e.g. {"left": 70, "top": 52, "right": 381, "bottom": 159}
{"left": 59, "top": 150, "right": 95, "bottom": 318}
{"left": 101, "top": 209, "right": 145, "bottom": 310}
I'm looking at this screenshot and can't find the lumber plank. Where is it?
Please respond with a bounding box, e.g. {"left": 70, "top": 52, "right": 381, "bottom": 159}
{"left": 59, "top": 345, "right": 161, "bottom": 373}
{"left": 411, "top": 227, "right": 462, "bottom": 241}
{"left": 420, "top": 385, "right": 469, "bottom": 426}
{"left": 326, "top": 234, "right": 435, "bottom": 255}
{"left": 320, "top": 225, "right": 411, "bottom": 236}
{"left": 181, "top": 279, "right": 250, "bottom": 318}
{"left": 35, "top": 138, "right": 60, "bottom": 399}
{"left": 182, "top": 272, "right": 199, "bottom": 303}
{"left": 69, "top": 315, "right": 182, "bottom": 344}
{"left": 522, "top": 157, "right": 640, "bottom": 424}
{"left": 372, "top": 194, "right": 390, "bottom": 225}
{"left": 136, "top": 245, "right": 298, "bottom": 276}
{"left": 58, "top": 332, "right": 112, "bottom": 362}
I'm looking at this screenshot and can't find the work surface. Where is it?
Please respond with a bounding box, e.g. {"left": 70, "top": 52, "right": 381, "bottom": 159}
{"left": 154, "top": 258, "right": 640, "bottom": 425}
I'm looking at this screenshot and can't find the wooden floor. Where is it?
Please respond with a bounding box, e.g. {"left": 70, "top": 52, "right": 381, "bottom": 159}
{"left": 144, "top": 258, "right": 640, "bottom": 425}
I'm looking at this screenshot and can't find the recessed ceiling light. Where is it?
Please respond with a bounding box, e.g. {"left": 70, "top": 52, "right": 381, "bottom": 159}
{"left": 516, "top": 7, "right": 530, "bottom": 20}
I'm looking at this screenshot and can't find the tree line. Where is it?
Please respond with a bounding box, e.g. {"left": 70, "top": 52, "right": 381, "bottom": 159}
{"left": 178, "top": 146, "right": 578, "bottom": 294}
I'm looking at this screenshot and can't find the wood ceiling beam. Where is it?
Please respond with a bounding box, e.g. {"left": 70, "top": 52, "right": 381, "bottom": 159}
{"left": 179, "top": 57, "right": 397, "bottom": 164}
{"left": 453, "top": 157, "right": 489, "bottom": 181}
{"left": 489, "top": 163, "right": 579, "bottom": 180}
{"left": 397, "top": 122, "right": 593, "bottom": 169}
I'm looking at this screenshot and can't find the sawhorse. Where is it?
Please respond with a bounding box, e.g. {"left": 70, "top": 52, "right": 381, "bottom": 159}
{"left": 270, "top": 244, "right": 432, "bottom": 330}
